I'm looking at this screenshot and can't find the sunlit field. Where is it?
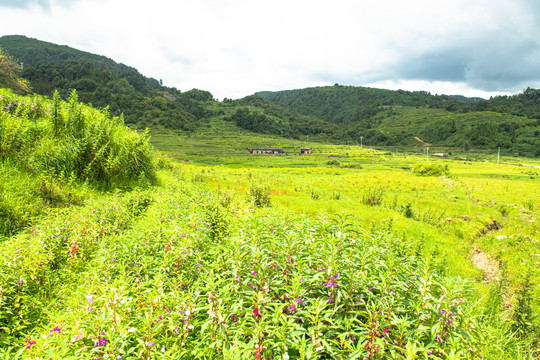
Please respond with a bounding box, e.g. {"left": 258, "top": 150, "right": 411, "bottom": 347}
{"left": 151, "top": 128, "right": 540, "bottom": 310}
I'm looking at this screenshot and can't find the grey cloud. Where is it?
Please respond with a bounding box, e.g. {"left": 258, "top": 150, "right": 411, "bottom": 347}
{"left": 370, "top": 33, "right": 540, "bottom": 92}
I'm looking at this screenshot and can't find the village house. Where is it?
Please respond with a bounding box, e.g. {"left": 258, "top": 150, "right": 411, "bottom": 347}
{"left": 246, "top": 147, "right": 283, "bottom": 154}
{"left": 300, "top": 148, "right": 312, "bottom": 155}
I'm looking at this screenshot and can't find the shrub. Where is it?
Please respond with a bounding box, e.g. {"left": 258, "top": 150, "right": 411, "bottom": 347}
{"left": 400, "top": 202, "right": 415, "bottom": 218}
{"left": 0, "top": 89, "right": 156, "bottom": 187}
{"left": 412, "top": 163, "right": 450, "bottom": 176}
{"left": 362, "top": 187, "right": 385, "bottom": 206}
{"left": 249, "top": 182, "right": 271, "bottom": 207}
{"left": 325, "top": 159, "right": 340, "bottom": 166}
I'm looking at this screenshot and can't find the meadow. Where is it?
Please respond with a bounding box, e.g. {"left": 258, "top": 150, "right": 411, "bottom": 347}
{"left": 0, "top": 89, "right": 538, "bottom": 359}
{"left": 149, "top": 123, "right": 540, "bottom": 302}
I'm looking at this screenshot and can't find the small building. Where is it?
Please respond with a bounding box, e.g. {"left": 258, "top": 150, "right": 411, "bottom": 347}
{"left": 247, "top": 147, "right": 282, "bottom": 154}
{"left": 300, "top": 148, "right": 312, "bottom": 155}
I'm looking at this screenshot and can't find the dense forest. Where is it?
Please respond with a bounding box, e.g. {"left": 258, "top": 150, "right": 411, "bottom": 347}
{"left": 1, "top": 35, "right": 539, "bottom": 156}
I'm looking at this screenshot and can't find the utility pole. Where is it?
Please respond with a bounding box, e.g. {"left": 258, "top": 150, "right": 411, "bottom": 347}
{"left": 426, "top": 146, "right": 429, "bottom": 163}
{"left": 20, "top": 62, "right": 23, "bottom": 71}
{"left": 497, "top": 147, "right": 500, "bottom": 164}
{"left": 360, "top": 136, "right": 363, "bottom": 147}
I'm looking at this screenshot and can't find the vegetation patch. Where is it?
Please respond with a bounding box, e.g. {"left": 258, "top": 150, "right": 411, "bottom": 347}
{"left": 412, "top": 163, "right": 450, "bottom": 176}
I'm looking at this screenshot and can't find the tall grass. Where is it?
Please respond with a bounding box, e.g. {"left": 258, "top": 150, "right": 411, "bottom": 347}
{"left": 0, "top": 88, "right": 156, "bottom": 187}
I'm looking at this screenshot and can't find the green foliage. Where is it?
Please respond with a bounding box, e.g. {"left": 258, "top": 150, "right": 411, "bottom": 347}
{"left": 361, "top": 187, "right": 385, "bottom": 206}
{"left": 325, "top": 159, "right": 340, "bottom": 166}
{"left": 249, "top": 182, "right": 271, "bottom": 207}
{"left": 256, "top": 86, "right": 540, "bottom": 156}
{"left": 0, "top": 46, "right": 30, "bottom": 94}
{"left": 0, "top": 175, "right": 529, "bottom": 358}
{"left": 412, "top": 163, "right": 450, "bottom": 176}
{"left": 0, "top": 35, "right": 207, "bottom": 131}
{"left": 0, "top": 89, "right": 156, "bottom": 186}
{"left": 400, "top": 202, "right": 415, "bottom": 219}
{"left": 2, "top": 35, "right": 540, "bottom": 156}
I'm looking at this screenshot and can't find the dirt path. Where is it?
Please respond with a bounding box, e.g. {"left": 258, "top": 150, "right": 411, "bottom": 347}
{"left": 472, "top": 248, "right": 500, "bottom": 282}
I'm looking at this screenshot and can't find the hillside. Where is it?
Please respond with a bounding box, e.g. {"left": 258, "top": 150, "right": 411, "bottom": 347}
{"left": 2, "top": 35, "right": 539, "bottom": 157}
{"left": 0, "top": 35, "right": 212, "bottom": 131}
{"left": 255, "top": 86, "right": 540, "bottom": 157}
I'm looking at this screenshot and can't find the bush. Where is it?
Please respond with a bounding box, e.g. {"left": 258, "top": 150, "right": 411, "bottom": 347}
{"left": 362, "top": 187, "right": 385, "bottom": 206}
{"left": 412, "top": 163, "right": 450, "bottom": 176}
{"left": 249, "top": 182, "right": 271, "bottom": 207}
{"left": 325, "top": 159, "right": 340, "bottom": 166}
{"left": 0, "top": 89, "right": 156, "bottom": 187}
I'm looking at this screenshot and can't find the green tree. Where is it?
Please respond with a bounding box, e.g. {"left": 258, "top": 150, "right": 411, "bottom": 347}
{"left": 0, "top": 46, "right": 31, "bottom": 93}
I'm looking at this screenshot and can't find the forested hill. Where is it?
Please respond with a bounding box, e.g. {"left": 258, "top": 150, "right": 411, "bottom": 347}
{"left": 1, "top": 35, "right": 539, "bottom": 156}
{"left": 255, "top": 85, "right": 540, "bottom": 124}
{"left": 254, "top": 85, "right": 540, "bottom": 156}
{"left": 0, "top": 35, "right": 213, "bottom": 131}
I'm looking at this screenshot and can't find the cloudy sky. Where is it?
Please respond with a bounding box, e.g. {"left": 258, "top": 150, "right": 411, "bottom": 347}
{"left": 1, "top": 0, "right": 540, "bottom": 99}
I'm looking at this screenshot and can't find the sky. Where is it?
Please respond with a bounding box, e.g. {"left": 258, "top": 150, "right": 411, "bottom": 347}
{"left": 1, "top": 0, "right": 540, "bottom": 100}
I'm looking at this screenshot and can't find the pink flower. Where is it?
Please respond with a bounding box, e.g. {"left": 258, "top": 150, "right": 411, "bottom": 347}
{"left": 71, "top": 331, "right": 84, "bottom": 342}
{"left": 23, "top": 337, "right": 36, "bottom": 349}
{"left": 253, "top": 307, "right": 262, "bottom": 322}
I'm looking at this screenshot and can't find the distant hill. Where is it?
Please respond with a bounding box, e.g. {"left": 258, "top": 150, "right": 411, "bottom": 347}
{"left": 255, "top": 86, "right": 540, "bottom": 156}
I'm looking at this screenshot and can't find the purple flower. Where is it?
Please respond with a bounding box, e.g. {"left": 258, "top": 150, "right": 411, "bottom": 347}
{"left": 95, "top": 337, "right": 107, "bottom": 347}
{"left": 53, "top": 326, "right": 62, "bottom": 333}
{"left": 441, "top": 309, "right": 446, "bottom": 315}
{"left": 252, "top": 270, "right": 257, "bottom": 276}
{"left": 287, "top": 304, "right": 297, "bottom": 314}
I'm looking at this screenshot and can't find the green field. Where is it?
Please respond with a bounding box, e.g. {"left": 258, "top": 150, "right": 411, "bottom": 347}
{"left": 150, "top": 126, "right": 540, "bottom": 310}
{"left": 1, "top": 89, "right": 539, "bottom": 359}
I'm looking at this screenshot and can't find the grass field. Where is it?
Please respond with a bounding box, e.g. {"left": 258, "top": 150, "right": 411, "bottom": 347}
{"left": 149, "top": 126, "right": 540, "bottom": 313}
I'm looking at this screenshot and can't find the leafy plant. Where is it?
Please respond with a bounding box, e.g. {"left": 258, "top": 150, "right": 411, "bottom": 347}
{"left": 249, "top": 182, "right": 271, "bottom": 207}
{"left": 362, "top": 187, "right": 385, "bottom": 206}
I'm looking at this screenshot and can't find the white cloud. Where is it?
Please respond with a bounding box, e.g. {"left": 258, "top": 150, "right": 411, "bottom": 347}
{"left": 1, "top": 0, "right": 540, "bottom": 99}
